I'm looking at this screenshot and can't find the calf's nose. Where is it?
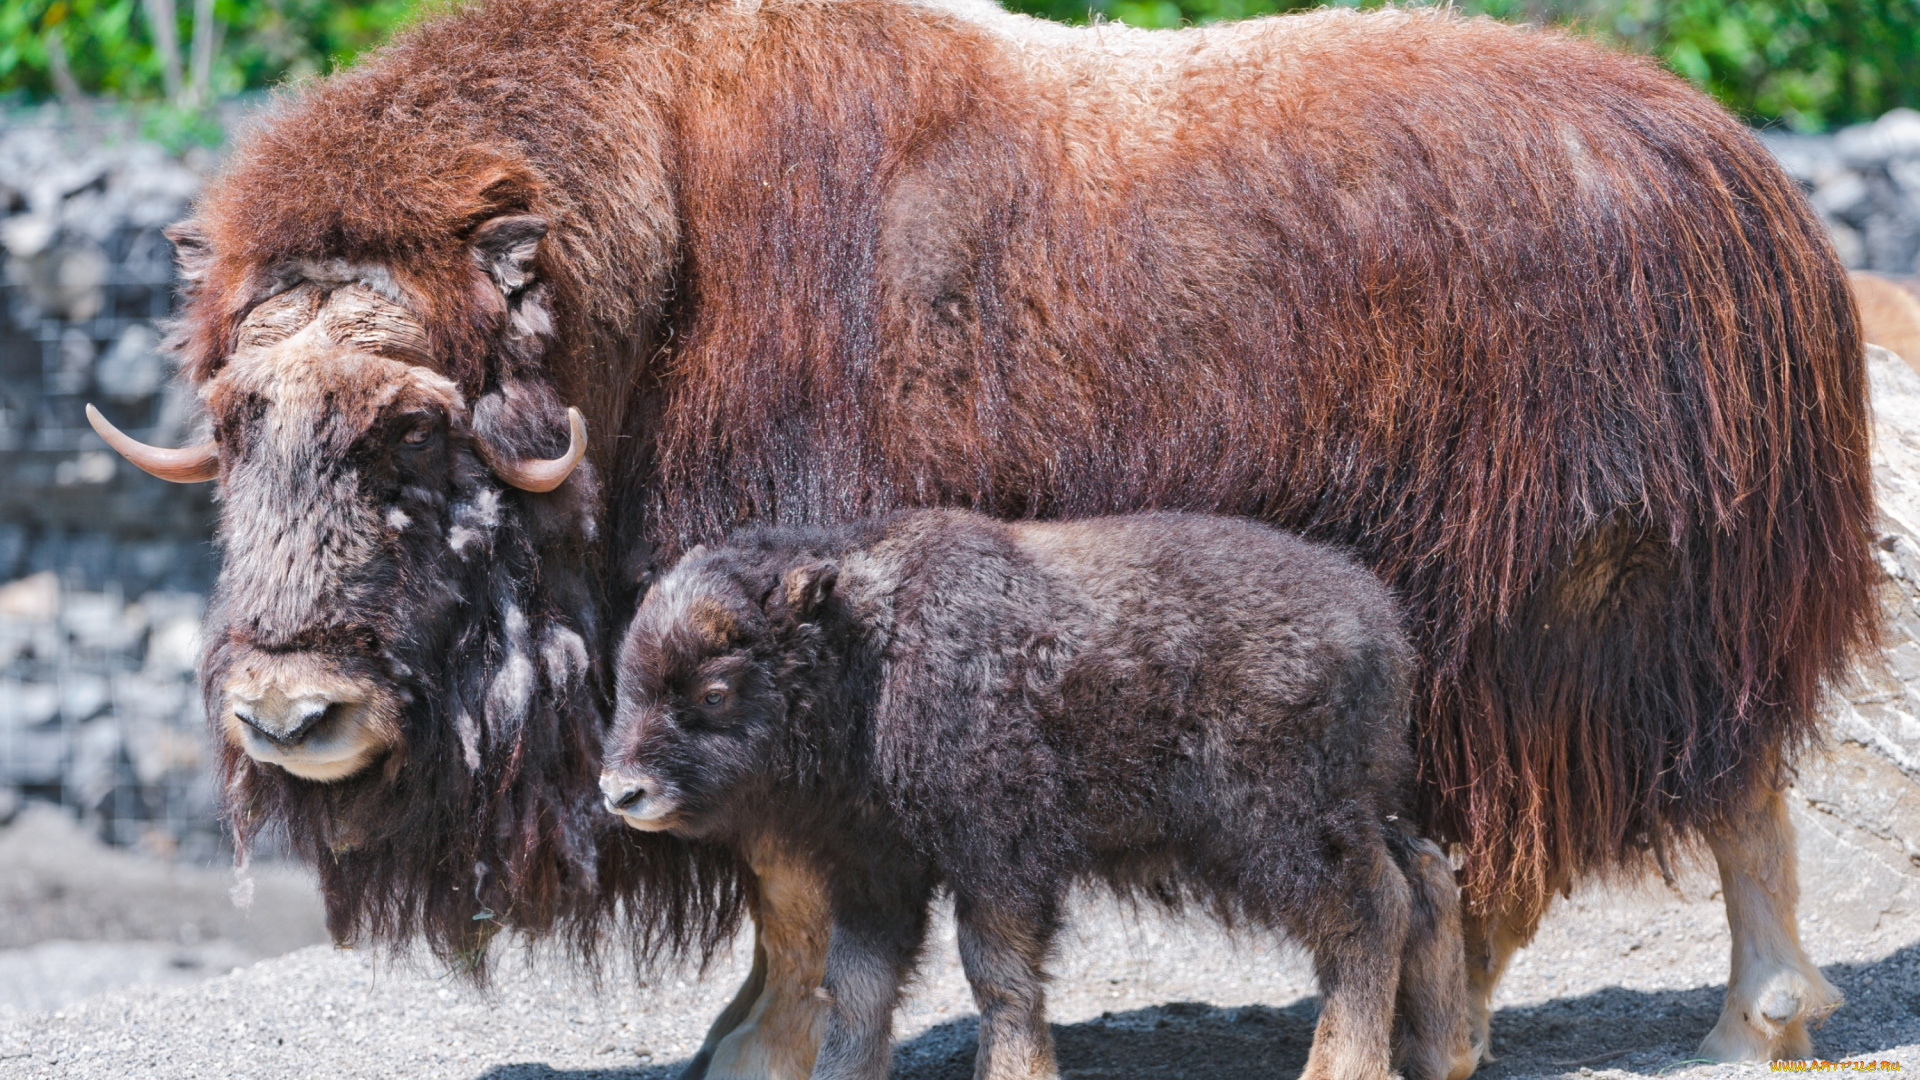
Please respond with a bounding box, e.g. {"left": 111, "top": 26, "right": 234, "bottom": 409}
{"left": 599, "top": 769, "right": 650, "bottom": 813}
{"left": 228, "top": 685, "right": 344, "bottom": 746}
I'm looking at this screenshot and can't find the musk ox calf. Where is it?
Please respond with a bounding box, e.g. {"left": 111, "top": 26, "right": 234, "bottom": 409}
{"left": 602, "top": 510, "right": 1471, "bottom": 1080}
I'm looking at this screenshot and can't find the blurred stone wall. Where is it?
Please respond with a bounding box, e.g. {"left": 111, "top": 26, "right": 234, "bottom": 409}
{"left": 0, "top": 113, "right": 220, "bottom": 857}
{"left": 1763, "top": 108, "right": 1920, "bottom": 274}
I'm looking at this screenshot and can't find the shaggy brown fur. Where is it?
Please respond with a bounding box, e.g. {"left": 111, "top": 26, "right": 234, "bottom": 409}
{"left": 170, "top": 0, "right": 1874, "bottom": 974}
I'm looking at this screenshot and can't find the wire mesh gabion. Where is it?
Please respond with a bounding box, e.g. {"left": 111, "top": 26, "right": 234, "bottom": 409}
{"left": 0, "top": 113, "right": 222, "bottom": 861}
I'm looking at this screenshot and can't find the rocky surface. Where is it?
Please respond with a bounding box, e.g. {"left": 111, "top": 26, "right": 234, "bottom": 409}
{"left": 0, "top": 566, "right": 217, "bottom": 855}
{"left": 0, "top": 109, "right": 217, "bottom": 590}
{"left": 0, "top": 112, "right": 223, "bottom": 853}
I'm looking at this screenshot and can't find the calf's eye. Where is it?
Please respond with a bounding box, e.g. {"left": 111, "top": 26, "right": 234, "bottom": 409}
{"left": 402, "top": 424, "right": 433, "bottom": 445}
{"left": 703, "top": 691, "right": 725, "bottom": 706}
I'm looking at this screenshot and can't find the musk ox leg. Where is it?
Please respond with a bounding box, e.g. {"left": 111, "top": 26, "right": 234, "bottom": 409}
{"left": 1298, "top": 841, "right": 1410, "bottom": 1080}
{"left": 1460, "top": 898, "right": 1544, "bottom": 1068}
{"left": 1697, "top": 789, "right": 1842, "bottom": 1061}
{"left": 1388, "top": 835, "right": 1474, "bottom": 1080}
{"left": 954, "top": 894, "right": 1061, "bottom": 1080}
{"left": 811, "top": 890, "right": 935, "bottom": 1080}
{"left": 681, "top": 928, "right": 769, "bottom": 1079}
{"left": 698, "top": 850, "right": 833, "bottom": 1080}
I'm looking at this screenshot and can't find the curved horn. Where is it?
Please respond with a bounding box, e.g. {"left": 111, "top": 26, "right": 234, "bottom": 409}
{"left": 485, "top": 407, "right": 587, "bottom": 493}
{"left": 86, "top": 404, "right": 219, "bottom": 483}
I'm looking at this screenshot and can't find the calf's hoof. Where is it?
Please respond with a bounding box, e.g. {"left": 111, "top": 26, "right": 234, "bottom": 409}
{"left": 1696, "top": 969, "right": 1842, "bottom": 1062}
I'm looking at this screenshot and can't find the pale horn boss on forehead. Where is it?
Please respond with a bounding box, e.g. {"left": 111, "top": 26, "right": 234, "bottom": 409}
{"left": 89, "top": 229, "right": 587, "bottom": 495}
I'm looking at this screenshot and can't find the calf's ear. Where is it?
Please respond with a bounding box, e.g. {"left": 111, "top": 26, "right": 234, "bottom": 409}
{"left": 779, "top": 561, "right": 838, "bottom": 621}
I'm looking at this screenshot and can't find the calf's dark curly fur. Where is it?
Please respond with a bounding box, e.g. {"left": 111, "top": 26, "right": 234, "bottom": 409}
{"left": 604, "top": 511, "right": 1470, "bottom": 1080}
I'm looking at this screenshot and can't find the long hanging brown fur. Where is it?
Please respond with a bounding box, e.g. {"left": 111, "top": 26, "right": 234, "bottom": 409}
{"left": 174, "top": 0, "right": 1878, "bottom": 957}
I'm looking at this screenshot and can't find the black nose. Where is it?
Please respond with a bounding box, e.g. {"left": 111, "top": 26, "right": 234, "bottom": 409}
{"left": 231, "top": 697, "right": 340, "bottom": 747}
{"left": 599, "top": 770, "right": 649, "bottom": 812}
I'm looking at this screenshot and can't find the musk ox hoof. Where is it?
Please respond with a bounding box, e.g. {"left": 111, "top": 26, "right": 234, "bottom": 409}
{"left": 1462, "top": 997, "right": 1498, "bottom": 1071}
{"left": 1446, "top": 1038, "right": 1483, "bottom": 1080}
{"left": 1696, "top": 967, "right": 1842, "bottom": 1061}
{"left": 1465, "top": 1025, "right": 1495, "bottom": 1070}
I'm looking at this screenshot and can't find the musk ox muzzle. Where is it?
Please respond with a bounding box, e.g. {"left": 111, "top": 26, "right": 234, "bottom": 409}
{"left": 221, "top": 648, "right": 402, "bottom": 781}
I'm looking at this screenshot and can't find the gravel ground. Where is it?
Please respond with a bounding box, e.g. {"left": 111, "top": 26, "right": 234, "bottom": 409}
{"left": 0, "top": 805, "right": 326, "bottom": 1016}
{"left": 0, "top": 809, "right": 1914, "bottom": 1080}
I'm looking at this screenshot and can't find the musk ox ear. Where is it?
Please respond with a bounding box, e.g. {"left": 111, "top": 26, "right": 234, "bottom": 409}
{"left": 778, "top": 561, "right": 838, "bottom": 621}
{"left": 471, "top": 215, "right": 547, "bottom": 297}
{"left": 163, "top": 220, "right": 214, "bottom": 297}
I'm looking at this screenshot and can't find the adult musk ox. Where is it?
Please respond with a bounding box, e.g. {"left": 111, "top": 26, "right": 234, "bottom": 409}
{"left": 602, "top": 511, "right": 1471, "bottom": 1080}
{"left": 89, "top": 0, "right": 1876, "bottom": 1072}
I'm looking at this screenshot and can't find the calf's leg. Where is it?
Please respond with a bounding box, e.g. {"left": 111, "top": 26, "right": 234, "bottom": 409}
{"left": 1388, "top": 834, "right": 1474, "bottom": 1080}
{"left": 682, "top": 924, "right": 768, "bottom": 1079}
{"left": 954, "top": 893, "right": 1061, "bottom": 1080}
{"left": 1298, "top": 839, "right": 1411, "bottom": 1080}
{"left": 1697, "top": 788, "right": 1841, "bottom": 1061}
{"left": 1459, "top": 896, "right": 1542, "bottom": 1069}
{"left": 811, "top": 881, "right": 935, "bottom": 1080}
{"left": 697, "top": 847, "right": 833, "bottom": 1080}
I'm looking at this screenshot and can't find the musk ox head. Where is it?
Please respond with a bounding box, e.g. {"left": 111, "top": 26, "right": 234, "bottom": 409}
{"left": 88, "top": 206, "right": 738, "bottom": 972}
{"left": 92, "top": 218, "right": 592, "bottom": 787}
{"left": 604, "top": 540, "right": 843, "bottom": 841}
{"left": 205, "top": 340, "right": 587, "bottom": 783}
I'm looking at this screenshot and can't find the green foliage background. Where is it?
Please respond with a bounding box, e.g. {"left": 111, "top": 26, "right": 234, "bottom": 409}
{"left": 2, "top": 0, "right": 1917, "bottom": 131}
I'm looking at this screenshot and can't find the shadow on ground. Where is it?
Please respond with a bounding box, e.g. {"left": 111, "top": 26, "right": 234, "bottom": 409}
{"left": 473, "top": 946, "right": 1920, "bottom": 1080}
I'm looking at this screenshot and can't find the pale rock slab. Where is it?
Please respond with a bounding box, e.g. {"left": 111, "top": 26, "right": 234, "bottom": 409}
{"left": 1796, "top": 344, "right": 1920, "bottom": 929}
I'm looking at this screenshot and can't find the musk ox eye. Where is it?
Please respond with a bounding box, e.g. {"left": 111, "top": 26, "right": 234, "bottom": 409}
{"left": 402, "top": 424, "right": 434, "bottom": 446}
{"left": 702, "top": 690, "right": 724, "bottom": 706}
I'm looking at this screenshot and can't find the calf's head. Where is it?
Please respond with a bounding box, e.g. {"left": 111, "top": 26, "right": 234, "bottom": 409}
{"left": 604, "top": 546, "right": 841, "bottom": 839}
